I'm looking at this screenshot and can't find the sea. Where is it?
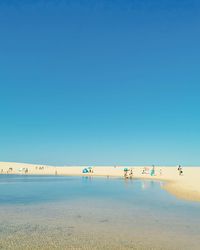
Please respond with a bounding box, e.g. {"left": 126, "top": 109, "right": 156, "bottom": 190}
{"left": 0, "top": 175, "right": 200, "bottom": 249}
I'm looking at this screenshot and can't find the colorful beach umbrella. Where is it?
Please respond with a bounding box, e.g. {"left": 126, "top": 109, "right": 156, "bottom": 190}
{"left": 82, "top": 168, "right": 89, "bottom": 173}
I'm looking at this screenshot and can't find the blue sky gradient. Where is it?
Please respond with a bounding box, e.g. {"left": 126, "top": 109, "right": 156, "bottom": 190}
{"left": 0, "top": 0, "right": 200, "bottom": 165}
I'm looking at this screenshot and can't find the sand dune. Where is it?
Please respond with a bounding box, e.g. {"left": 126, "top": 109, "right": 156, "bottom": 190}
{"left": 1, "top": 162, "right": 200, "bottom": 202}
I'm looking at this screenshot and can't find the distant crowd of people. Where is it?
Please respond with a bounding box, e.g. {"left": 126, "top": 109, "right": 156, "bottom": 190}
{"left": 141, "top": 165, "right": 157, "bottom": 176}
{"left": 1, "top": 167, "right": 14, "bottom": 174}
{"left": 123, "top": 165, "right": 184, "bottom": 179}
{"left": 0, "top": 164, "right": 184, "bottom": 178}
{"left": 0, "top": 167, "right": 29, "bottom": 174}
{"left": 124, "top": 168, "right": 133, "bottom": 179}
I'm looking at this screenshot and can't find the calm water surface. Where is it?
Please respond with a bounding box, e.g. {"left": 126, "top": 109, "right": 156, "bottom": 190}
{"left": 0, "top": 175, "right": 200, "bottom": 250}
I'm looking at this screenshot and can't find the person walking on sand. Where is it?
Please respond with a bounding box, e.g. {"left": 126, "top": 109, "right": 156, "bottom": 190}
{"left": 178, "top": 165, "right": 183, "bottom": 176}
{"left": 129, "top": 169, "right": 133, "bottom": 178}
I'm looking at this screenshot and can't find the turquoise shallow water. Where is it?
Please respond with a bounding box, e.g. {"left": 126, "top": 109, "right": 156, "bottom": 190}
{"left": 0, "top": 175, "right": 200, "bottom": 249}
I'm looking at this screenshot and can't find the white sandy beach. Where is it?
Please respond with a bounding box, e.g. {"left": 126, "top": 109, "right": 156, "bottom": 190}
{"left": 1, "top": 162, "right": 200, "bottom": 202}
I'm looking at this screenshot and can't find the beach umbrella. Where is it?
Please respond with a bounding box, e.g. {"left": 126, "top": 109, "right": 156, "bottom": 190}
{"left": 124, "top": 168, "right": 129, "bottom": 171}
{"left": 82, "top": 168, "right": 89, "bottom": 173}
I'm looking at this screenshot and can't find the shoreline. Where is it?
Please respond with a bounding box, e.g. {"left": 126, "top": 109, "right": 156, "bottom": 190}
{"left": 1, "top": 162, "right": 200, "bottom": 202}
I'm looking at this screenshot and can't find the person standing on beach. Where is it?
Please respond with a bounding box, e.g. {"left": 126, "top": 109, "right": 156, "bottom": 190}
{"left": 124, "top": 169, "right": 128, "bottom": 178}
{"left": 129, "top": 169, "right": 133, "bottom": 178}
{"left": 178, "top": 165, "right": 183, "bottom": 176}
{"left": 150, "top": 165, "right": 155, "bottom": 176}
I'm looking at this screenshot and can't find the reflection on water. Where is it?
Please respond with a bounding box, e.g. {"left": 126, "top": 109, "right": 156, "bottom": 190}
{"left": 141, "top": 180, "right": 163, "bottom": 190}
{"left": 81, "top": 175, "right": 93, "bottom": 183}
{"left": 0, "top": 175, "right": 200, "bottom": 249}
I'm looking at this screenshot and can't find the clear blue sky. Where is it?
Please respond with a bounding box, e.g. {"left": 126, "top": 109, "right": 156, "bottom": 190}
{"left": 0, "top": 0, "right": 200, "bottom": 165}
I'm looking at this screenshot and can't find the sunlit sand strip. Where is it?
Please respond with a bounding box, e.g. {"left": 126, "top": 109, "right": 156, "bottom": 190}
{"left": 1, "top": 162, "right": 200, "bottom": 202}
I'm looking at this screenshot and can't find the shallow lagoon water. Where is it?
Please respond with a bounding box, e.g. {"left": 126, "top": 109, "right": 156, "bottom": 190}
{"left": 0, "top": 175, "right": 200, "bottom": 249}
